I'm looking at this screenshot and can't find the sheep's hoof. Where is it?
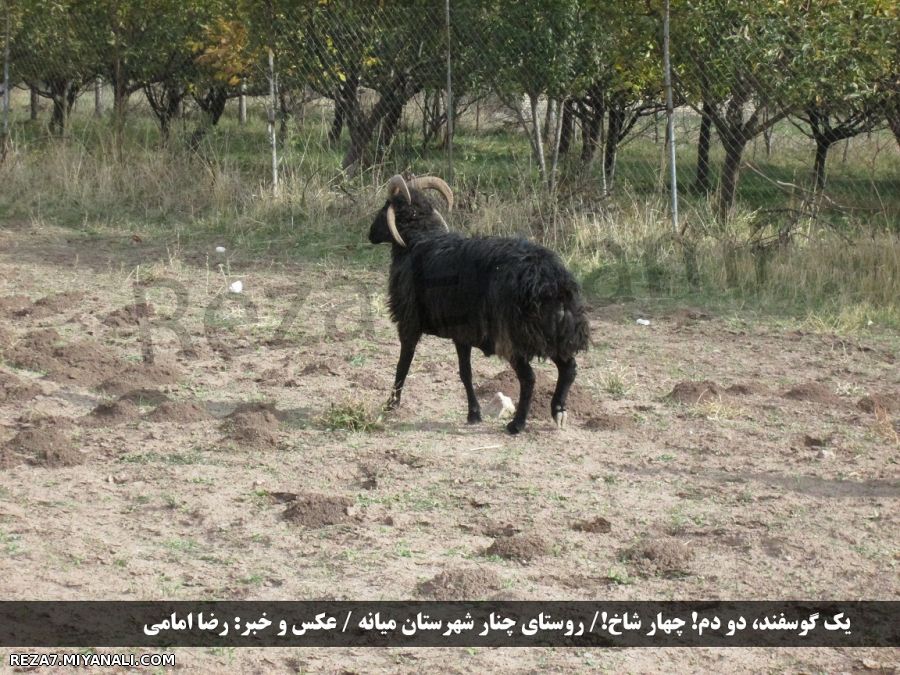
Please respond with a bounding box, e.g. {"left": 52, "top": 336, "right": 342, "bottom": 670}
{"left": 506, "top": 420, "right": 525, "bottom": 435}
{"left": 467, "top": 410, "right": 483, "bottom": 424}
{"left": 553, "top": 411, "right": 568, "bottom": 429}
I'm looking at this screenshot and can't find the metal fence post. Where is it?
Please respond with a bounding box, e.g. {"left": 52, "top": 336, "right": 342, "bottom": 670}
{"left": 444, "top": 0, "right": 454, "bottom": 183}
{"left": 663, "top": 0, "right": 679, "bottom": 235}
{"left": 2, "top": 9, "right": 10, "bottom": 141}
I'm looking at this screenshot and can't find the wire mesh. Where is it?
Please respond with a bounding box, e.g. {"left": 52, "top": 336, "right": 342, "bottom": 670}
{"left": 0, "top": 0, "right": 897, "bottom": 228}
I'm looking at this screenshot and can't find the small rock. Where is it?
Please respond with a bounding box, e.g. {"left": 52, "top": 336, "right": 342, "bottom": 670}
{"left": 817, "top": 449, "right": 833, "bottom": 460}
{"left": 636, "top": 318, "right": 651, "bottom": 326}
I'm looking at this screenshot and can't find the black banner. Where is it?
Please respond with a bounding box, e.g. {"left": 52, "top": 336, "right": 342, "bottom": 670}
{"left": 0, "top": 601, "right": 896, "bottom": 647}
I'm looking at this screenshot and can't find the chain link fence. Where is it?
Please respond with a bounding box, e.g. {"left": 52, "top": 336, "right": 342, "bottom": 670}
{"left": 1, "top": 0, "right": 898, "bottom": 232}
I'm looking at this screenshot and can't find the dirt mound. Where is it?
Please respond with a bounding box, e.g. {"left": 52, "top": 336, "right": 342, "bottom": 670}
{"left": 1, "top": 418, "right": 82, "bottom": 469}
{"left": 725, "top": 382, "right": 767, "bottom": 396}
{"left": 802, "top": 434, "right": 830, "bottom": 448}
{"left": 583, "top": 413, "right": 635, "bottom": 431}
{"left": 85, "top": 399, "right": 140, "bottom": 427}
{"left": 417, "top": 567, "right": 503, "bottom": 600}
{"left": 97, "top": 361, "right": 179, "bottom": 396}
{"left": 148, "top": 400, "right": 211, "bottom": 424}
{"left": 281, "top": 493, "right": 354, "bottom": 527}
{"left": 621, "top": 537, "right": 693, "bottom": 577}
{"left": 7, "top": 329, "right": 124, "bottom": 387}
{"left": 857, "top": 393, "right": 899, "bottom": 415}
{"left": 54, "top": 341, "right": 124, "bottom": 384}
{"left": 666, "top": 380, "right": 721, "bottom": 405}
{"left": 0, "top": 370, "right": 41, "bottom": 403}
{"left": 103, "top": 302, "right": 155, "bottom": 328}
{"left": 484, "top": 532, "right": 549, "bottom": 563}
{"left": 7, "top": 328, "right": 62, "bottom": 372}
{"left": 223, "top": 402, "right": 282, "bottom": 447}
{"left": 475, "top": 369, "right": 599, "bottom": 417}
{"left": 670, "top": 308, "right": 713, "bottom": 326}
{"left": 0, "top": 325, "right": 11, "bottom": 352}
{"left": 782, "top": 382, "right": 841, "bottom": 405}
{"left": 0, "top": 294, "right": 32, "bottom": 316}
{"left": 572, "top": 516, "right": 612, "bottom": 533}
{"left": 299, "top": 362, "right": 340, "bottom": 377}
{"left": 14, "top": 292, "right": 86, "bottom": 319}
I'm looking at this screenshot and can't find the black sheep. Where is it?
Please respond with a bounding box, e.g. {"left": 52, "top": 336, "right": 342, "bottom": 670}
{"left": 368, "top": 174, "right": 590, "bottom": 434}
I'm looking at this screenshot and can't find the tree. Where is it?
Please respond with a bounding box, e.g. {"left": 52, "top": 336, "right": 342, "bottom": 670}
{"left": 791, "top": 0, "right": 896, "bottom": 191}
{"left": 188, "top": 13, "right": 254, "bottom": 148}
{"left": 482, "top": 0, "right": 589, "bottom": 187}
{"left": 85, "top": 0, "right": 221, "bottom": 145}
{"left": 9, "top": 0, "right": 97, "bottom": 135}
{"left": 673, "top": 0, "right": 805, "bottom": 220}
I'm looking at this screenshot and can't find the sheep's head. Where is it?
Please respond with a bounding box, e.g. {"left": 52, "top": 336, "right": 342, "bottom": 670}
{"left": 368, "top": 174, "right": 453, "bottom": 248}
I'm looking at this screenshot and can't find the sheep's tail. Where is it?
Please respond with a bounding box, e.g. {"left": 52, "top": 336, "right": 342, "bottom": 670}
{"left": 555, "top": 291, "right": 590, "bottom": 358}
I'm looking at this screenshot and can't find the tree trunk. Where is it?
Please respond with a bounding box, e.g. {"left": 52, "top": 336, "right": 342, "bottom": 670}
{"left": 528, "top": 93, "right": 547, "bottom": 182}
{"left": 889, "top": 104, "right": 900, "bottom": 150}
{"left": 190, "top": 87, "right": 228, "bottom": 150}
{"left": 50, "top": 96, "right": 67, "bottom": 135}
{"left": 580, "top": 104, "right": 602, "bottom": 164}
{"left": 695, "top": 99, "right": 713, "bottom": 193}
{"left": 238, "top": 82, "right": 247, "bottom": 125}
{"left": 145, "top": 81, "right": 185, "bottom": 144}
{"left": 812, "top": 136, "right": 831, "bottom": 191}
{"left": 558, "top": 99, "right": 574, "bottom": 155}
{"left": 542, "top": 98, "right": 555, "bottom": 145}
{"left": 718, "top": 132, "right": 747, "bottom": 221}
{"left": 30, "top": 86, "right": 38, "bottom": 120}
{"left": 47, "top": 79, "right": 78, "bottom": 136}
{"left": 604, "top": 106, "right": 625, "bottom": 192}
{"left": 112, "top": 69, "right": 129, "bottom": 150}
{"left": 376, "top": 95, "right": 404, "bottom": 162}
{"left": 278, "top": 88, "right": 290, "bottom": 150}
{"left": 329, "top": 75, "right": 358, "bottom": 145}
{"left": 342, "top": 85, "right": 409, "bottom": 170}
{"left": 548, "top": 98, "right": 566, "bottom": 193}
{"left": 94, "top": 77, "right": 102, "bottom": 117}
{"left": 329, "top": 102, "right": 344, "bottom": 144}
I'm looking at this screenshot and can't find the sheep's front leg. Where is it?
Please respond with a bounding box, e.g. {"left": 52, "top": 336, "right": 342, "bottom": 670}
{"left": 506, "top": 356, "right": 535, "bottom": 435}
{"left": 386, "top": 334, "right": 420, "bottom": 411}
{"left": 455, "top": 342, "right": 482, "bottom": 423}
{"left": 550, "top": 357, "right": 577, "bottom": 429}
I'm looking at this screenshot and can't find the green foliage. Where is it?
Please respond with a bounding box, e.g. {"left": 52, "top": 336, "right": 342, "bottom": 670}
{"left": 319, "top": 400, "right": 384, "bottom": 433}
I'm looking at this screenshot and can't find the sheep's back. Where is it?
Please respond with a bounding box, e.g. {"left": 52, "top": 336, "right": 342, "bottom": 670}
{"left": 389, "top": 234, "right": 589, "bottom": 359}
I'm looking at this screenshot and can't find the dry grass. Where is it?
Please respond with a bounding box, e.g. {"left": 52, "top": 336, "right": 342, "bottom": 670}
{"left": 2, "top": 126, "right": 898, "bottom": 330}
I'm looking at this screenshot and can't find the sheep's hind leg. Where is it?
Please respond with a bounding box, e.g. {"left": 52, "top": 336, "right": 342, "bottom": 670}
{"left": 551, "top": 357, "right": 577, "bottom": 429}
{"left": 386, "top": 334, "right": 420, "bottom": 411}
{"left": 506, "top": 356, "right": 535, "bottom": 435}
{"left": 455, "top": 342, "right": 482, "bottom": 423}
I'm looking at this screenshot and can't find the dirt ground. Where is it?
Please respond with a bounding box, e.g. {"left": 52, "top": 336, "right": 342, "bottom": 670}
{"left": 0, "top": 223, "right": 897, "bottom": 673}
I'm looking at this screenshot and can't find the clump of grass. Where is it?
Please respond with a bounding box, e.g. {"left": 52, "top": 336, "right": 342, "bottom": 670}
{"left": 319, "top": 400, "right": 384, "bottom": 432}
{"left": 602, "top": 372, "right": 628, "bottom": 399}
{"left": 689, "top": 399, "right": 745, "bottom": 421}
{"left": 873, "top": 407, "right": 899, "bottom": 448}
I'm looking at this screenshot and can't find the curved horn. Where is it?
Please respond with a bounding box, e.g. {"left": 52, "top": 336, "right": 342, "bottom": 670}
{"left": 386, "top": 205, "right": 406, "bottom": 247}
{"left": 408, "top": 176, "right": 454, "bottom": 212}
{"left": 432, "top": 209, "right": 450, "bottom": 232}
{"left": 386, "top": 174, "right": 411, "bottom": 203}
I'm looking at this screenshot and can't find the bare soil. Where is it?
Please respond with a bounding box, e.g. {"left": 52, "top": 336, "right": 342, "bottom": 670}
{"left": 0, "top": 226, "right": 897, "bottom": 673}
